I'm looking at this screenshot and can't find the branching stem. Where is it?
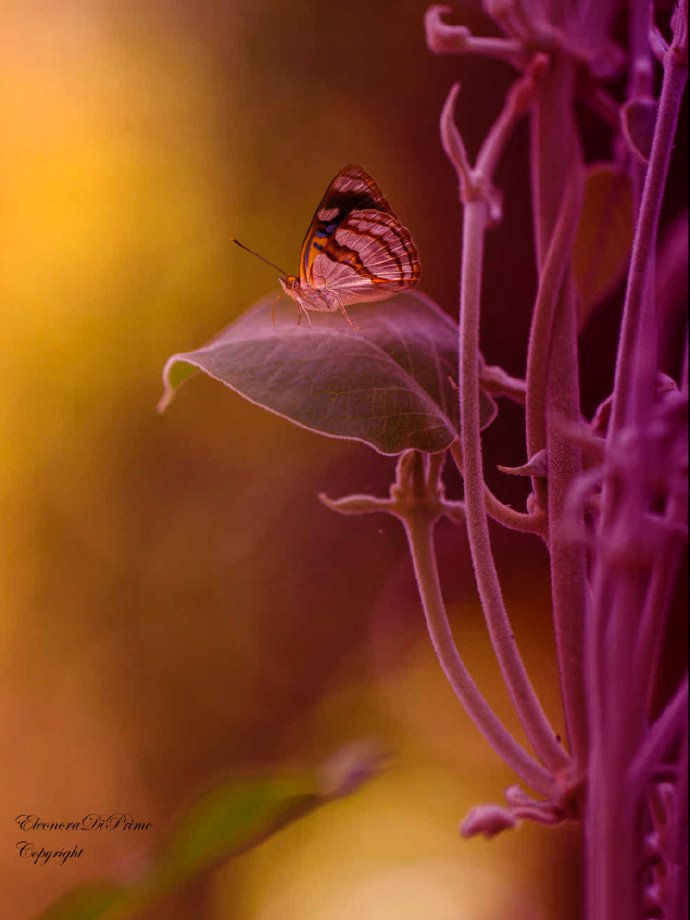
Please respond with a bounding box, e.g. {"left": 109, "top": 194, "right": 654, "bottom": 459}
{"left": 402, "top": 514, "right": 553, "bottom": 793}
{"left": 441, "top": 70, "right": 571, "bottom": 773}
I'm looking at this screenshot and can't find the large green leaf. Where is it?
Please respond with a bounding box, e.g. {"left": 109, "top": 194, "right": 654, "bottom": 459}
{"left": 159, "top": 291, "right": 497, "bottom": 454}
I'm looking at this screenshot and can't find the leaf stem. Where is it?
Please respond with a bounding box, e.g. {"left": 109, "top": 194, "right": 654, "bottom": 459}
{"left": 442, "top": 76, "right": 570, "bottom": 773}
{"left": 458, "top": 198, "right": 569, "bottom": 772}
{"left": 528, "top": 49, "right": 590, "bottom": 766}
{"left": 450, "top": 442, "right": 545, "bottom": 535}
{"left": 544, "top": 278, "right": 590, "bottom": 763}
{"left": 402, "top": 513, "right": 553, "bottom": 793}
{"left": 524, "top": 170, "right": 583, "bottom": 510}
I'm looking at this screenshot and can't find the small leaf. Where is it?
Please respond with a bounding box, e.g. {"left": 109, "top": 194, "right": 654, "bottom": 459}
{"left": 622, "top": 97, "right": 658, "bottom": 164}
{"left": 480, "top": 363, "right": 526, "bottom": 403}
{"left": 318, "top": 492, "right": 395, "bottom": 516}
{"left": 160, "top": 291, "right": 497, "bottom": 455}
{"left": 573, "top": 163, "right": 634, "bottom": 330}
{"left": 498, "top": 449, "right": 547, "bottom": 478}
{"left": 460, "top": 804, "right": 517, "bottom": 839}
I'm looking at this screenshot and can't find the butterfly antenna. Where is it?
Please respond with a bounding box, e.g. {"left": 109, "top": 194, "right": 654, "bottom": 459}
{"left": 231, "top": 238, "right": 290, "bottom": 276}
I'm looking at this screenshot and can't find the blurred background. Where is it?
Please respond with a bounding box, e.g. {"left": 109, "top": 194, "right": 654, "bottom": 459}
{"left": 1, "top": 1, "right": 685, "bottom": 918}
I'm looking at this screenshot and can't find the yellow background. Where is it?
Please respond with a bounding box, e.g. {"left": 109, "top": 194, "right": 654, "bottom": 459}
{"left": 0, "top": 2, "right": 580, "bottom": 918}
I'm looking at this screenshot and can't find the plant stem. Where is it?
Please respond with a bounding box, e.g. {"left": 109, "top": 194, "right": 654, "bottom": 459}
{"left": 610, "top": 37, "right": 689, "bottom": 434}
{"left": 402, "top": 514, "right": 553, "bottom": 793}
{"left": 633, "top": 490, "right": 687, "bottom": 715}
{"left": 458, "top": 196, "right": 569, "bottom": 773}
{"left": 629, "top": 675, "right": 689, "bottom": 792}
{"left": 449, "top": 443, "right": 545, "bottom": 536}
{"left": 530, "top": 56, "right": 577, "bottom": 267}
{"left": 669, "top": 731, "right": 689, "bottom": 920}
{"left": 529, "top": 52, "right": 589, "bottom": 764}
{"left": 586, "top": 10, "right": 688, "bottom": 918}
{"left": 544, "top": 277, "right": 589, "bottom": 763}
{"left": 525, "top": 172, "right": 582, "bottom": 510}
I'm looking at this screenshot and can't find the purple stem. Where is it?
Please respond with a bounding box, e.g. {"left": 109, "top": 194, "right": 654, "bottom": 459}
{"left": 609, "top": 29, "right": 688, "bottom": 435}
{"left": 529, "top": 53, "right": 589, "bottom": 764}
{"left": 458, "top": 195, "right": 569, "bottom": 773}
{"left": 450, "top": 443, "right": 545, "bottom": 535}
{"left": 629, "top": 675, "right": 689, "bottom": 792}
{"left": 525, "top": 172, "right": 583, "bottom": 509}
{"left": 402, "top": 514, "right": 553, "bottom": 793}
{"left": 544, "top": 276, "right": 589, "bottom": 763}
{"left": 633, "top": 489, "right": 688, "bottom": 716}
{"left": 440, "top": 75, "right": 571, "bottom": 773}
{"left": 586, "top": 8, "right": 688, "bottom": 919}
{"left": 670, "top": 731, "right": 688, "bottom": 920}
{"left": 530, "top": 55, "right": 579, "bottom": 266}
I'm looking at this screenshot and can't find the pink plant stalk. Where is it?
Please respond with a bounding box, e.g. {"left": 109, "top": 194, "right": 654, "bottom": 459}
{"left": 416, "top": 3, "right": 687, "bottom": 917}
{"left": 336, "top": 0, "right": 688, "bottom": 915}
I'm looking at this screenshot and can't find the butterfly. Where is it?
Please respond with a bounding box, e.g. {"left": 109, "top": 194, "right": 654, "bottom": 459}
{"left": 233, "top": 165, "right": 421, "bottom": 327}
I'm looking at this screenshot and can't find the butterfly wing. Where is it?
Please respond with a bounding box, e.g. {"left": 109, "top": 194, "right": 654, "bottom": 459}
{"left": 299, "top": 165, "right": 420, "bottom": 306}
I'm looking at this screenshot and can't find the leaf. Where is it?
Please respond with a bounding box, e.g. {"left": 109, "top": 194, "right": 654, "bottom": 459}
{"left": 572, "top": 163, "right": 634, "bottom": 330}
{"left": 34, "top": 746, "right": 381, "bottom": 920}
{"left": 498, "top": 449, "right": 547, "bottom": 478}
{"left": 159, "top": 291, "right": 497, "bottom": 455}
{"left": 622, "top": 97, "right": 658, "bottom": 164}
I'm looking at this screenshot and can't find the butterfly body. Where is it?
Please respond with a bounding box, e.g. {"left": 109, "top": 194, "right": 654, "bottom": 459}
{"left": 279, "top": 165, "right": 420, "bottom": 326}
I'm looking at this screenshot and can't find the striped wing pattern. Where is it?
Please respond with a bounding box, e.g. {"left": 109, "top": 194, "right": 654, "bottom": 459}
{"left": 298, "top": 166, "right": 420, "bottom": 308}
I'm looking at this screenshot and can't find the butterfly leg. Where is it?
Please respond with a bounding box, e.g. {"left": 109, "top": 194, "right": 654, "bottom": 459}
{"left": 336, "top": 298, "right": 358, "bottom": 330}
{"left": 268, "top": 290, "right": 282, "bottom": 328}
{"left": 296, "top": 304, "right": 312, "bottom": 327}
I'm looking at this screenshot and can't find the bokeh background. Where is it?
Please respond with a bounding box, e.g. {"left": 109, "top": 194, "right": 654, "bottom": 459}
{"left": 1, "top": 1, "right": 686, "bottom": 919}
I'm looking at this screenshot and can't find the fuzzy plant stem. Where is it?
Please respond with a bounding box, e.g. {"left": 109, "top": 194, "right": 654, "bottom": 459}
{"left": 457, "top": 187, "right": 569, "bottom": 774}
{"left": 524, "top": 173, "right": 582, "bottom": 513}
{"left": 449, "top": 442, "right": 545, "bottom": 536}
{"left": 587, "top": 612, "right": 640, "bottom": 920}
{"left": 402, "top": 513, "right": 553, "bottom": 793}
{"left": 438, "top": 70, "right": 571, "bottom": 774}
{"left": 529, "top": 53, "right": 589, "bottom": 766}
{"left": 587, "top": 10, "right": 688, "bottom": 920}
{"left": 544, "top": 277, "right": 589, "bottom": 759}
